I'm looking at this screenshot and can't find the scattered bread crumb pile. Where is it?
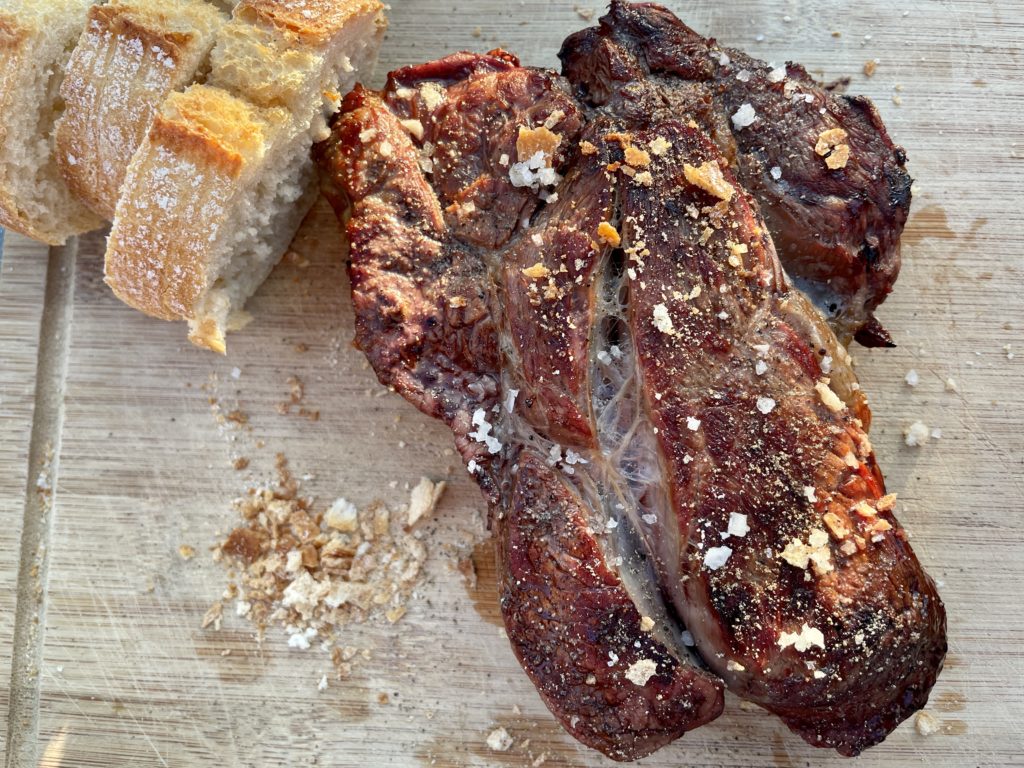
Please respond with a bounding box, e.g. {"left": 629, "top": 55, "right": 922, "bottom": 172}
{"left": 208, "top": 455, "right": 446, "bottom": 676}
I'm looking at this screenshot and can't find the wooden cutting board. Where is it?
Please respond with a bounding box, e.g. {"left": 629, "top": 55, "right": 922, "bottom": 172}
{"left": 2, "top": 1, "right": 1022, "bottom": 765}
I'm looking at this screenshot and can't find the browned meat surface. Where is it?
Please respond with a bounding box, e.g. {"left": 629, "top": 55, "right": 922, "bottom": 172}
{"left": 317, "top": 9, "right": 945, "bottom": 759}
{"left": 560, "top": 0, "right": 912, "bottom": 347}
{"left": 317, "top": 52, "right": 725, "bottom": 761}
{"left": 616, "top": 123, "right": 944, "bottom": 755}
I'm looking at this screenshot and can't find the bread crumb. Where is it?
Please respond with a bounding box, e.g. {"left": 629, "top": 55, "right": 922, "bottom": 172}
{"left": 419, "top": 82, "right": 445, "bottom": 111}
{"left": 815, "top": 380, "right": 846, "bottom": 412}
{"left": 649, "top": 136, "right": 672, "bottom": 156}
{"left": 726, "top": 659, "right": 745, "bottom": 672}
{"left": 486, "top": 727, "right": 514, "bottom": 752}
{"left": 580, "top": 140, "right": 598, "bottom": 155}
{"left": 624, "top": 145, "right": 651, "bottom": 167}
{"left": 815, "top": 128, "right": 851, "bottom": 169}
{"left": 780, "top": 529, "right": 832, "bottom": 575}
{"left": 683, "top": 161, "right": 735, "bottom": 201}
{"left": 214, "top": 457, "right": 428, "bottom": 663}
{"left": 639, "top": 616, "right": 655, "bottom": 632}
{"left": 825, "top": 144, "right": 850, "bottom": 170}
{"left": 325, "top": 498, "right": 359, "bottom": 532}
{"left": 915, "top": 710, "right": 940, "bottom": 736}
{"left": 399, "top": 119, "right": 424, "bottom": 141}
{"left": 625, "top": 658, "right": 659, "bottom": 686}
{"left": 863, "top": 59, "right": 878, "bottom": 77}
{"left": 522, "top": 263, "right": 552, "bottom": 280}
{"left": 597, "top": 221, "right": 621, "bottom": 247}
{"left": 178, "top": 545, "right": 196, "bottom": 561}
{"left": 407, "top": 477, "right": 446, "bottom": 527}
{"left": 517, "top": 125, "right": 561, "bottom": 164}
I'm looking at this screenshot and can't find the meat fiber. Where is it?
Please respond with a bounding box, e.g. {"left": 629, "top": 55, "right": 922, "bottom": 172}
{"left": 560, "top": 0, "right": 912, "bottom": 347}
{"left": 316, "top": 8, "right": 944, "bottom": 760}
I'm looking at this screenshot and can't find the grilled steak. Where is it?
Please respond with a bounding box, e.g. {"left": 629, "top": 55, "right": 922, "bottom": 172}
{"left": 560, "top": 0, "right": 912, "bottom": 347}
{"left": 318, "top": 53, "right": 725, "bottom": 760}
{"left": 316, "top": 6, "right": 945, "bottom": 759}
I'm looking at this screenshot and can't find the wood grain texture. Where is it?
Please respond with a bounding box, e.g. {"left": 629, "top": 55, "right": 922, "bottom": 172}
{"left": 3, "top": 0, "right": 1023, "bottom": 766}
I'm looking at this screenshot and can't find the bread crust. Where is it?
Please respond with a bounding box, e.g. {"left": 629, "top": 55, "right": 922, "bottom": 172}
{"left": 236, "top": 0, "right": 384, "bottom": 47}
{"left": 103, "top": 0, "right": 386, "bottom": 351}
{"left": 0, "top": 2, "right": 105, "bottom": 245}
{"left": 105, "top": 85, "right": 287, "bottom": 333}
{"left": 55, "top": 0, "right": 226, "bottom": 219}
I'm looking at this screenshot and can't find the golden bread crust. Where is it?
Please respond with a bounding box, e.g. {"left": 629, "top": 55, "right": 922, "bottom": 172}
{"left": 104, "top": 85, "right": 287, "bottom": 327}
{"left": 235, "top": 0, "right": 384, "bottom": 47}
{"left": 56, "top": 0, "right": 226, "bottom": 219}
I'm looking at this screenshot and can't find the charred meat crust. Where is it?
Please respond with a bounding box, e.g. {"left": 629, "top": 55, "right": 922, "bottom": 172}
{"left": 559, "top": 0, "right": 912, "bottom": 346}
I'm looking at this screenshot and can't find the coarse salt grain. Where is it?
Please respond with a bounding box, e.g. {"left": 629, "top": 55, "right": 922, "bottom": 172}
{"left": 777, "top": 623, "right": 825, "bottom": 652}
{"left": 905, "top": 369, "right": 919, "bottom": 387}
{"left": 756, "top": 396, "right": 776, "bottom": 414}
{"left": 726, "top": 512, "right": 749, "bottom": 538}
{"left": 731, "top": 103, "right": 757, "bottom": 129}
{"left": 770, "top": 166, "right": 782, "bottom": 181}
{"left": 686, "top": 416, "right": 701, "bottom": 431}
{"left": 904, "top": 421, "right": 930, "bottom": 447}
{"left": 704, "top": 545, "right": 732, "bottom": 570}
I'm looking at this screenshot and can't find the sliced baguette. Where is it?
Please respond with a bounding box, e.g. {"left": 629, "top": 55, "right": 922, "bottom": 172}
{"left": 0, "top": 0, "right": 104, "bottom": 244}
{"left": 55, "top": 0, "right": 228, "bottom": 220}
{"left": 105, "top": 0, "right": 386, "bottom": 353}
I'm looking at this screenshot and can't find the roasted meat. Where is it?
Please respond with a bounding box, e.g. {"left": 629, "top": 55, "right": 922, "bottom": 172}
{"left": 316, "top": 7, "right": 945, "bottom": 760}
{"left": 560, "top": 0, "right": 912, "bottom": 347}
{"left": 318, "top": 53, "right": 725, "bottom": 761}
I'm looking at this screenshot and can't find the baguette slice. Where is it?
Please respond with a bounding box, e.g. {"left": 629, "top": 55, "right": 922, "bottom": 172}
{"left": 55, "top": 0, "right": 228, "bottom": 220}
{"left": 105, "top": 0, "right": 386, "bottom": 353}
{"left": 0, "top": 0, "right": 104, "bottom": 244}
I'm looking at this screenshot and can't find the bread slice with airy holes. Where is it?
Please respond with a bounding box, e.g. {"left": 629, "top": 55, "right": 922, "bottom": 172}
{"left": 0, "top": 0, "right": 104, "bottom": 244}
{"left": 55, "top": 0, "right": 228, "bottom": 220}
{"left": 104, "top": 0, "right": 387, "bottom": 353}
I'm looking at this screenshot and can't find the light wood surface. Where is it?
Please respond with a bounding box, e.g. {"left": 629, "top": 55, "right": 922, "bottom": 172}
{"left": 2, "top": 1, "right": 1023, "bottom": 766}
